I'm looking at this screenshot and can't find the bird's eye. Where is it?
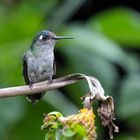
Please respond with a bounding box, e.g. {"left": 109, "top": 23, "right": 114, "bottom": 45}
{"left": 39, "top": 35, "right": 50, "bottom": 41}
{"left": 42, "top": 35, "right": 48, "bottom": 40}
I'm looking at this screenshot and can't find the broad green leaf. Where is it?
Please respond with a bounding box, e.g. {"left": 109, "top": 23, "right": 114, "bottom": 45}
{"left": 0, "top": 1, "right": 58, "bottom": 45}
{"left": 44, "top": 90, "right": 78, "bottom": 115}
{"left": 88, "top": 7, "right": 140, "bottom": 47}
{"left": 118, "top": 75, "right": 140, "bottom": 118}
{"left": 58, "top": 43, "right": 118, "bottom": 95}
{"left": 115, "top": 134, "right": 138, "bottom": 140}
{"left": 64, "top": 26, "right": 128, "bottom": 65}
{"left": 0, "top": 97, "right": 26, "bottom": 139}
{"left": 0, "top": 40, "right": 29, "bottom": 86}
{"left": 124, "top": 53, "right": 140, "bottom": 74}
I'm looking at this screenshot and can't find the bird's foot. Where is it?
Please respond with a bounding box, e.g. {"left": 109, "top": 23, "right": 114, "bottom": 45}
{"left": 47, "top": 79, "right": 53, "bottom": 84}
{"left": 29, "top": 82, "right": 33, "bottom": 89}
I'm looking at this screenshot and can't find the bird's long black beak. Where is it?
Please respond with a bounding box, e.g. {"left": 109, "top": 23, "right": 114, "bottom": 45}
{"left": 52, "top": 36, "right": 74, "bottom": 40}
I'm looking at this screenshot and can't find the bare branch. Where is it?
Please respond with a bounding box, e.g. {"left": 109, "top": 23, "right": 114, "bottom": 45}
{"left": 0, "top": 73, "right": 97, "bottom": 98}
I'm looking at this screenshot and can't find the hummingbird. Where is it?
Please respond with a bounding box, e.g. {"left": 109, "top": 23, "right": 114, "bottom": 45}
{"left": 23, "top": 30, "right": 73, "bottom": 103}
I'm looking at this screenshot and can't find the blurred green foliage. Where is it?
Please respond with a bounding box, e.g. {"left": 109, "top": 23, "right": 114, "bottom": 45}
{"left": 0, "top": 0, "right": 140, "bottom": 140}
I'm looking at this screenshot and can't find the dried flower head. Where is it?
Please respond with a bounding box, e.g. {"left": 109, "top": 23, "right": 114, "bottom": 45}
{"left": 41, "top": 73, "right": 118, "bottom": 139}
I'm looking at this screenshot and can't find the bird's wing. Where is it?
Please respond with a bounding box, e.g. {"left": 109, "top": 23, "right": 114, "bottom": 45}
{"left": 23, "top": 54, "right": 30, "bottom": 85}
{"left": 53, "top": 57, "right": 56, "bottom": 75}
{"left": 23, "top": 53, "right": 42, "bottom": 103}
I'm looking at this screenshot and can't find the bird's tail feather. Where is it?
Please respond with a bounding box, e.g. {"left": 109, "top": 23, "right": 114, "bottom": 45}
{"left": 26, "top": 92, "right": 45, "bottom": 104}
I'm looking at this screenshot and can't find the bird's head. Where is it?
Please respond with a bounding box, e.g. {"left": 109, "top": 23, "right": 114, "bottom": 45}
{"left": 31, "top": 30, "right": 73, "bottom": 50}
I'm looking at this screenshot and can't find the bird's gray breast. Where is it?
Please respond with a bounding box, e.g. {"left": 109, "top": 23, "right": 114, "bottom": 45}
{"left": 27, "top": 50, "right": 54, "bottom": 83}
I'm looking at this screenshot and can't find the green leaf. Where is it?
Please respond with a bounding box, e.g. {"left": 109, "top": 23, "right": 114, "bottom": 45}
{"left": 0, "top": 40, "right": 29, "bottom": 86}
{"left": 55, "top": 129, "right": 64, "bottom": 140}
{"left": 88, "top": 7, "right": 140, "bottom": 47}
{"left": 45, "top": 131, "right": 56, "bottom": 140}
{"left": 64, "top": 26, "right": 127, "bottom": 64}
{"left": 58, "top": 43, "right": 118, "bottom": 94}
{"left": 44, "top": 90, "right": 78, "bottom": 115}
{"left": 63, "top": 127, "right": 76, "bottom": 137}
{"left": 0, "top": 97, "right": 26, "bottom": 139}
{"left": 115, "top": 134, "right": 138, "bottom": 140}
{"left": 118, "top": 75, "right": 140, "bottom": 118}
{"left": 73, "top": 124, "right": 86, "bottom": 138}
{"left": 62, "top": 124, "right": 86, "bottom": 140}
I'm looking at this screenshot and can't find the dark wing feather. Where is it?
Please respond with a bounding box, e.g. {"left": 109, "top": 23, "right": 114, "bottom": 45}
{"left": 23, "top": 53, "right": 43, "bottom": 103}
{"left": 23, "top": 54, "right": 30, "bottom": 85}
{"left": 53, "top": 57, "right": 56, "bottom": 75}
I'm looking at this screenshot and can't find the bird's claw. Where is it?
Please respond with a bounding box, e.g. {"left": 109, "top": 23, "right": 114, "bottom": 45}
{"left": 47, "top": 79, "right": 53, "bottom": 84}
{"left": 29, "top": 82, "right": 33, "bottom": 88}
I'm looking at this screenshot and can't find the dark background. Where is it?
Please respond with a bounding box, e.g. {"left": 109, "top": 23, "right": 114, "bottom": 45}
{"left": 72, "top": 0, "right": 140, "bottom": 20}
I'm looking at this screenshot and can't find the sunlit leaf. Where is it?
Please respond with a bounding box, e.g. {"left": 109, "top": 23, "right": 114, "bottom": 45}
{"left": 0, "top": 40, "right": 29, "bottom": 86}
{"left": 88, "top": 7, "right": 140, "bottom": 47}
{"left": 73, "top": 124, "right": 86, "bottom": 138}
{"left": 55, "top": 129, "right": 64, "bottom": 140}
{"left": 62, "top": 127, "right": 76, "bottom": 137}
